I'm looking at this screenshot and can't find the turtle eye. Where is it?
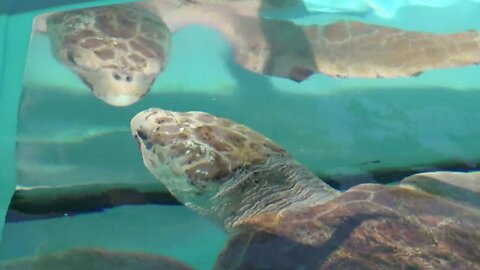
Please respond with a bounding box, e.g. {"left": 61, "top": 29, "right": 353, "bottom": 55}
{"left": 112, "top": 72, "right": 133, "bottom": 82}
{"left": 137, "top": 130, "right": 148, "bottom": 141}
{"left": 135, "top": 130, "right": 153, "bottom": 150}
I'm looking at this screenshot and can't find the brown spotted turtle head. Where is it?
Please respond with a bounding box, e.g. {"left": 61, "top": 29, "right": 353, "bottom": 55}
{"left": 130, "top": 108, "right": 288, "bottom": 215}
{"left": 47, "top": 4, "right": 170, "bottom": 106}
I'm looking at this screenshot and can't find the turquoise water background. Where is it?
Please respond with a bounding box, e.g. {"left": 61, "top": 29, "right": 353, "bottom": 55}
{"left": 0, "top": 0, "right": 142, "bottom": 244}
{"left": 1, "top": 1, "right": 480, "bottom": 269}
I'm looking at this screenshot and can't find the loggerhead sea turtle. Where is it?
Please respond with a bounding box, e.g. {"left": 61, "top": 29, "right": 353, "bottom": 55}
{"left": 0, "top": 248, "right": 194, "bottom": 270}
{"left": 40, "top": 0, "right": 480, "bottom": 106}
{"left": 130, "top": 108, "right": 480, "bottom": 270}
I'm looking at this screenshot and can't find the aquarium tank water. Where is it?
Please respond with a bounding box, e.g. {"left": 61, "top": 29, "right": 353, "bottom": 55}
{"left": 0, "top": 0, "right": 479, "bottom": 269}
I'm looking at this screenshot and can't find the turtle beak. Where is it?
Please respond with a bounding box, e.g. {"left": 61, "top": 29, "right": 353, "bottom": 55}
{"left": 77, "top": 69, "right": 155, "bottom": 106}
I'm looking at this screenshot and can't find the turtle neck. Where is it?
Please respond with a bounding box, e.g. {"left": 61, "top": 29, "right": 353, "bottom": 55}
{"left": 208, "top": 156, "right": 341, "bottom": 231}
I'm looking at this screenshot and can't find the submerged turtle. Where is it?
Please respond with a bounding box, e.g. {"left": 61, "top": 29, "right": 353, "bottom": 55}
{"left": 131, "top": 108, "right": 480, "bottom": 270}
{"left": 0, "top": 248, "right": 194, "bottom": 270}
{"left": 44, "top": 4, "right": 171, "bottom": 106}
{"left": 40, "top": 0, "right": 480, "bottom": 106}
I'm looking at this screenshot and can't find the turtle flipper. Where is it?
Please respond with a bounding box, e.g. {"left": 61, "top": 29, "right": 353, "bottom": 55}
{"left": 32, "top": 12, "right": 53, "bottom": 33}
{"left": 207, "top": 9, "right": 480, "bottom": 81}
{"left": 302, "top": 21, "right": 480, "bottom": 79}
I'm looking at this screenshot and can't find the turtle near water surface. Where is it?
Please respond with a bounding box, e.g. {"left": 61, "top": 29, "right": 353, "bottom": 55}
{"left": 42, "top": 0, "right": 480, "bottom": 106}
{"left": 0, "top": 248, "right": 194, "bottom": 270}
{"left": 131, "top": 108, "right": 480, "bottom": 270}
{"left": 45, "top": 4, "right": 171, "bottom": 106}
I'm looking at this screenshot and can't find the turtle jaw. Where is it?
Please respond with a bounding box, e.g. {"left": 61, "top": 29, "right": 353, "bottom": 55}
{"left": 130, "top": 108, "right": 173, "bottom": 177}
{"left": 77, "top": 68, "right": 155, "bottom": 106}
{"left": 59, "top": 44, "right": 159, "bottom": 106}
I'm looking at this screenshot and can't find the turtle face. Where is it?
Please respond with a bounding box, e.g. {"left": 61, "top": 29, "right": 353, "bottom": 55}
{"left": 46, "top": 4, "right": 171, "bottom": 106}
{"left": 74, "top": 64, "right": 157, "bottom": 107}
{"left": 130, "top": 108, "right": 287, "bottom": 207}
{"left": 61, "top": 40, "right": 162, "bottom": 106}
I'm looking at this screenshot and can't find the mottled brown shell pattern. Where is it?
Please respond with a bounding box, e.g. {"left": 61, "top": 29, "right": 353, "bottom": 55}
{"left": 47, "top": 4, "right": 170, "bottom": 78}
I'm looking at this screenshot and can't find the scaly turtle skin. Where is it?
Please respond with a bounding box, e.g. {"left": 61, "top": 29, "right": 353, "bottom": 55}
{"left": 42, "top": 0, "right": 480, "bottom": 106}
{"left": 131, "top": 108, "right": 480, "bottom": 270}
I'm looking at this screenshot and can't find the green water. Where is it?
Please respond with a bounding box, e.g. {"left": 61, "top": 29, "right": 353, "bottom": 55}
{"left": 1, "top": 0, "right": 480, "bottom": 269}
{"left": 0, "top": 0, "right": 143, "bottom": 243}
{"left": 0, "top": 205, "right": 226, "bottom": 269}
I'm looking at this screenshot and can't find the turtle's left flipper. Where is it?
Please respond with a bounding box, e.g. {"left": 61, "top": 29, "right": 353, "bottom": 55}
{"left": 302, "top": 21, "right": 480, "bottom": 79}
{"left": 234, "top": 17, "right": 480, "bottom": 81}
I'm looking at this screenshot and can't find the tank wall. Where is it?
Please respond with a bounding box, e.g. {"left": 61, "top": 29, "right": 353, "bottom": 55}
{"left": 0, "top": 11, "right": 33, "bottom": 242}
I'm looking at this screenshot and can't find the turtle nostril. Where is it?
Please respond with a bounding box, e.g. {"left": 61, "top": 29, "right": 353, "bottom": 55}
{"left": 112, "top": 72, "right": 133, "bottom": 82}
{"left": 137, "top": 130, "right": 148, "bottom": 141}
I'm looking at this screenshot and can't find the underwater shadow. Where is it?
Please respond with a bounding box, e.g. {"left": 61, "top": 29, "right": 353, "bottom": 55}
{"left": 217, "top": 185, "right": 480, "bottom": 269}
{"left": 259, "top": 0, "right": 317, "bottom": 81}
{"left": 6, "top": 182, "right": 178, "bottom": 222}
{"left": 407, "top": 179, "right": 480, "bottom": 208}
{"left": 215, "top": 213, "right": 392, "bottom": 270}
{"left": 223, "top": 0, "right": 317, "bottom": 104}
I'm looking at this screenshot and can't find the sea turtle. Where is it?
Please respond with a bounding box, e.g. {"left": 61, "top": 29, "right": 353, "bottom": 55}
{"left": 0, "top": 248, "right": 194, "bottom": 270}
{"left": 130, "top": 108, "right": 480, "bottom": 269}
{"left": 39, "top": 0, "right": 480, "bottom": 106}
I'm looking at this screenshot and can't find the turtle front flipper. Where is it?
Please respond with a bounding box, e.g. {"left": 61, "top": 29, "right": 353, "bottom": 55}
{"left": 302, "top": 21, "right": 480, "bottom": 79}
{"left": 230, "top": 17, "right": 480, "bottom": 81}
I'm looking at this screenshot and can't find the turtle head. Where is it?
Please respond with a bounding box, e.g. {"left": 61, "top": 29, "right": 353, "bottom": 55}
{"left": 130, "top": 108, "right": 288, "bottom": 214}
{"left": 46, "top": 4, "right": 170, "bottom": 106}
{"left": 72, "top": 62, "right": 158, "bottom": 107}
